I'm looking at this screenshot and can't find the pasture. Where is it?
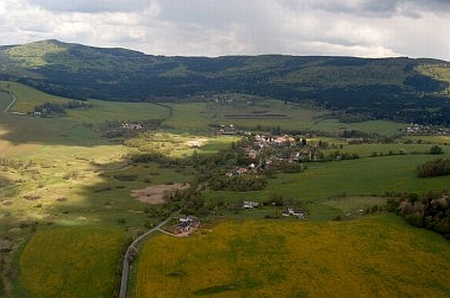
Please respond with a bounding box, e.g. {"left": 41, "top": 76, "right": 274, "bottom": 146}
{"left": 136, "top": 214, "right": 450, "bottom": 298}
{"left": 165, "top": 94, "right": 406, "bottom": 136}
{"left": 268, "top": 153, "right": 450, "bottom": 201}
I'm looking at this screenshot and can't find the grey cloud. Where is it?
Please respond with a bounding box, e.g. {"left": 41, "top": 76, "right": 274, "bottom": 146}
{"left": 22, "top": 24, "right": 53, "bottom": 33}
{"left": 151, "top": 0, "right": 282, "bottom": 54}
{"left": 155, "top": 0, "right": 271, "bottom": 29}
{"left": 304, "top": 0, "right": 450, "bottom": 18}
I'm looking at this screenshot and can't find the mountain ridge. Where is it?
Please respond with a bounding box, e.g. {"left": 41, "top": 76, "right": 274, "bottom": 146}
{"left": 1, "top": 39, "right": 450, "bottom": 124}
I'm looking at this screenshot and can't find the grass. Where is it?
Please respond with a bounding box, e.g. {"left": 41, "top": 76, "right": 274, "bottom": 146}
{"left": 164, "top": 95, "right": 406, "bottom": 136}
{"left": 15, "top": 226, "right": 126, "bottom": 298}
{"left": 123, "top": 131, "right": 239, "bottom": 158}
{"left": 163, "top": 102, "right": 212, "bottom": 133}
{"left": 206, "top": 97, "right": 330, "bottom": 131}
{"left": 136, "top": 214, "right": 450, "bottom": 298}
{"left": 310, "top": 118, "right": 404, "bottom": 136}
{"left": 334, "top": 142, "right": 442, "bottom": 157}
{"left": 66, "top": 99, "right": 170, "bottom": 124}
{"left": 318, "top": 196, "right": 387, "bottom": 214}
{"left": 275, "top": 154, "right": 450, "bottom": 200}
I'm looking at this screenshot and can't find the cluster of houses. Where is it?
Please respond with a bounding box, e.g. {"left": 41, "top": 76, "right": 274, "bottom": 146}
{"left": 226, "top": 163, "right": 257, "bottom": 177}
{"left": 175, "top": 216, "right": 201, "bottom": 234}
{"left": 404, "top": 123, "right": 431, "bottom": 135}
{"left": 404, "top": 123, "right": 448, "bottom": 136}
{"left": 216, "top": 124, "right": 238, "bottom": 135}
{"left": 254, "top": 134, "right": 295, "bottom": 148}
{"left": 212, "top": 96, "right": 234, "bottom": 105}
{"left": 121, "top": 123, "right": 144, "bottom": 130}
{"left": 249, "top": 134, "right": 321, "bottom": 163}
{"left": 223, "top": 133, "right": 324, "bottom": 177}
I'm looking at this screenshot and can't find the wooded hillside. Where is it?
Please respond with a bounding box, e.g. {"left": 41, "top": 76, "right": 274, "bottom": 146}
{"left": 1, "top": 39, "right": 450, "bottom": 124}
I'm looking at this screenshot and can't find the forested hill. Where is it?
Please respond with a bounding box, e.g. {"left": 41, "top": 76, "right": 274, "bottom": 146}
{"left": 1, "top": 39, "right": 450, "bottom": 124}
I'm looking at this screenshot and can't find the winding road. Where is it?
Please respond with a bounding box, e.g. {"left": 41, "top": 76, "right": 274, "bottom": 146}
{"left": 119, "top": 216, "right": 173, "bottom": 298}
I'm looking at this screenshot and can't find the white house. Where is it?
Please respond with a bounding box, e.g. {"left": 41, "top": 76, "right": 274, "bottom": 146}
{"left": 283, "top": 208, "right": 306, "bottom": 218}
{"left": 243, "top": 201, "right": 259, "bottom": 209}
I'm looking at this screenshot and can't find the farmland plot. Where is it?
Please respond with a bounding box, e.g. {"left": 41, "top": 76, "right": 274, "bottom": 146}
{"left": 136, "top": 215, "right": 450, "bottom": 298}
{"left": 17, "top": 227, "right": 126, "bottom": 298}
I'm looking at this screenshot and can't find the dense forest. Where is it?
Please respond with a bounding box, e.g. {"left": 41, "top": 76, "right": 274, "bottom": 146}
{"left": 1, "top": 39, "right": 450, "bottom": 125}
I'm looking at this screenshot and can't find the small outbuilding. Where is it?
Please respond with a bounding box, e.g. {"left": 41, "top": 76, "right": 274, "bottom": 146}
{"left": 243, "top": 201, "right": 259, "bottom": 209}
{"left": 283, "top": 208, "right": 306, "bottom": 219}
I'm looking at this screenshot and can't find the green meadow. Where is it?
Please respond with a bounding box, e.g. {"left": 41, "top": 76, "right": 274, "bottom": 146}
{"left": 1, "top": 81, "right": 449, "bottom": 298}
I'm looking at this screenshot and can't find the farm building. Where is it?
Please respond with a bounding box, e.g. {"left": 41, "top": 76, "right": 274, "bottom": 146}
{"left": 282, "top": 208, "right": 306, "bottom": 218}
{"left": 176, "top": 216, "right": 201, "bottom": 234}
{"left": 243, "top": 201, "right": 259, "bottom": 209}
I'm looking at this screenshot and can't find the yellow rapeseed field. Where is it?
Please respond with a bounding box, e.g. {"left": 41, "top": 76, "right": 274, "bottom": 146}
{"left": 136, "top": 215, "right": 450, "bottom": 298}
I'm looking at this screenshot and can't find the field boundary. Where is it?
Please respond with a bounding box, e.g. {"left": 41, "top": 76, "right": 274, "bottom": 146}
{"left": 3, "top": 91, "right": 16, "bottom": 114}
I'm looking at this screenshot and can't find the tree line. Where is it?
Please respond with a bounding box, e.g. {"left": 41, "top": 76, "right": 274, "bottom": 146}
{"left": 32, "top": 100, "right": 92, "bottom": 116}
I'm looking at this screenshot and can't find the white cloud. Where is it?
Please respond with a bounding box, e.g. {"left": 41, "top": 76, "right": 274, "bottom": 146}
{"left": 0, "top": 0, "right": 449, "bottom": 60}
{"left": 27, "top": 0, "right": 151, "bottom": 13}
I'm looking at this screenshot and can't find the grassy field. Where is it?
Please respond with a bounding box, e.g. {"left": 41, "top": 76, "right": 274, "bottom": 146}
{"left": 269, "top": 154, "right": 450, "bottom": 200}
{"left": 165, "top": 95, "right": 406, "bottom": 136}
{"left": 16, "top": 226, "right": 126, "bottom": 298}
{"left": 136, "top": 214, "right": 450, "bottom": 298}
{"left": 310, "top": 118, "right": 404, "bottom": 136}
{"left": 0, "top": 81, "right": 170, "bottom": 121}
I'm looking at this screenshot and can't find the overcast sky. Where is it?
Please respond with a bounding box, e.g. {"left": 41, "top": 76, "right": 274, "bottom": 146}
{"left": 1, "top": 0, "right": 449, "bottom": 60}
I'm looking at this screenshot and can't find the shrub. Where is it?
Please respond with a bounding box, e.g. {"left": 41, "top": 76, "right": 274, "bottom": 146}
{"left": 404, "top": 213, "right": 424, "bottom": 228}
{"left": 63, "top": 170, "right": 78, "bottom": 180}
{"left": 417, "top": 158, "right": 450, "bottom": 178}
{"left": 386, "top": 198, "right": 400, "bottom": 213}
{"left": 429, "top": 145, "right": 444, "bottom": 155}
{"left": 113, "top": 174, "right": 137, "bottom": 181}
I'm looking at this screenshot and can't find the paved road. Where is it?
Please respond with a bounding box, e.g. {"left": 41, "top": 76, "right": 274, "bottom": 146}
{"left": 119, "top": 216, "right": 173, "bottom": 298}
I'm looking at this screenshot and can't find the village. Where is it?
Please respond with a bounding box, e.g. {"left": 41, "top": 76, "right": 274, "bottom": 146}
{"left": 218, "top": 124, "right": 357, "bottom": 180}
